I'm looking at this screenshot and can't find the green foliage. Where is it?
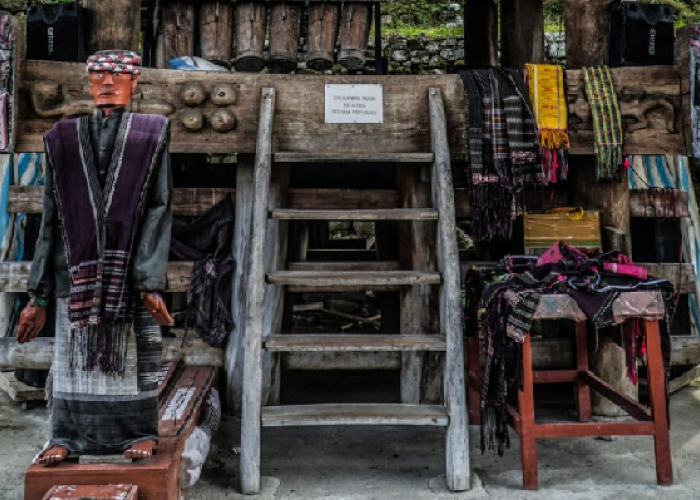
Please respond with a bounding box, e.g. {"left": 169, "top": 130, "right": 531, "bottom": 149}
{"left": 381, "top": 0, "right": 464, "bottom": 38}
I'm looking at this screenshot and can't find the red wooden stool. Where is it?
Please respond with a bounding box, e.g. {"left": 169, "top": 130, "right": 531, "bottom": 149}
{"left": 466, "top": 292, "right": 673, "bottom": 490}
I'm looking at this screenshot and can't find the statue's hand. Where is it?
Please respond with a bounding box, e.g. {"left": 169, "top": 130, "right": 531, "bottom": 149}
{"left": 17, "top": 300, "right": 47, "bottom": 344}
{"left": 142, "top": 292, "right": 174, "bottom": 327}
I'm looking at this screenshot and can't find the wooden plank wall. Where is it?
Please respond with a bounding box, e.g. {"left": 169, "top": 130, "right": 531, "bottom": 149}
{"left": 16, "top": 61, "right": 688, "bottom": 156}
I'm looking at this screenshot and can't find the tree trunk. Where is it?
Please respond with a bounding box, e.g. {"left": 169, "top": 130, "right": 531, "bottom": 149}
{"left": 465, "top": 0, "right": 498, "bottom": 66}
{"left": 500, "top": 0, "right": 544, "bottom": 68}
{"left": 83, "top": 0, "right": 141, "bottom": 54}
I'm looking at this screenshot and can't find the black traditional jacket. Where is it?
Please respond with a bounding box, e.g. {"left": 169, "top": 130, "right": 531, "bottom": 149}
{"left": 27, "top": 108, "right": 173, "bottom": 298}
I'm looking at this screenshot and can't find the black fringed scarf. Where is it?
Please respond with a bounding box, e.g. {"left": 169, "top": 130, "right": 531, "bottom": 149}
{"left": 460, "top": 69, "right": 544, "bottom": 241}
{"left": 44, "top": 113, "right": 169, "bottom": 374}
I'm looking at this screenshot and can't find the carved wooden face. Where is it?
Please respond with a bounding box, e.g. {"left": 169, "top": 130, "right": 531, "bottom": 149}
{"left": 88, "top": 71, "right": 138, "bottom": 109}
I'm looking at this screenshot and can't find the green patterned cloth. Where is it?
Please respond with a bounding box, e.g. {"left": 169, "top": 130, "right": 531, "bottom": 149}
{"left": 582, "top": 66, "right": 624, "bottom": 181}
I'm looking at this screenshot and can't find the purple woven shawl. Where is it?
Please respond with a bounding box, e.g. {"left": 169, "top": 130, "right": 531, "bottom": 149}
{"left": 44, "top": 113, "right": 168, "bottom": 373}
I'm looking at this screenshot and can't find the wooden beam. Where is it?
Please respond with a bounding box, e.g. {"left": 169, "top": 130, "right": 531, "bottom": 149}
{"left": 240, "top": 87, "right": 275, "bottom": 496}
{"left": 630, "top": 190, "right": 690, "bottom": 218}
{"left": 0, "top": 337, "right": 223, "bottom": 371}
{"left": 500, "top": 0, "right": 544, "bottom": 68}
{"left": 83, "top": 0, "right": 141, "bottom": 54}
{"left": 565, "top": 0, "right": 610, "bottom": 68}
{"left": 7, "top": 186, "right": 235, "bottom": 216}
{"left": 429, "top": 88, "right": 469, "bottom": 492}
{"left": 1, "top": 261, "right": 693, "bottom": 295}
{"left": 579, "top": 371, "right": 653, "bottom": 421}
{"left": 15, "top": 62, "right": 687, "bottom": 156}
{"left": 465, "top": 0, "right": 498, "bottom": 66}
{"left": 17, "top": 63, "right": 468, "bottom": 156}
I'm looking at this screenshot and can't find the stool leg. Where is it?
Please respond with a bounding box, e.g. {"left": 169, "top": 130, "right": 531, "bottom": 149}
{"left": 519, "top": 334, "right": 539, "bottom": 490}
{"left": 644, "top": 320, "right": 673, "bottom": 486}
{"left": 467, "top": 337, "right": 481, "bottom": 425}
{"left": 575, "top": 321, "right": 592, "bottom": 422}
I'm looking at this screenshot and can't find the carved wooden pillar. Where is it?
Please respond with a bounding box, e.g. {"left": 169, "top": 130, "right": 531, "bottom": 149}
{"left": 566, "top": 0, "right": 635, "bottom": 418}
{"left": 501, "top": 0, "right": 544, "bottom": 68}
{"left": 200, "top": 0, "right": 234, "bottom": 66}
{"left": 465, "top": 0, "right": 498, "bottom": 66}
{"left": 160, "top": 0, "right": 196, "bottom": 66}
{"left": 83, "top": 0, "right": 141, "bottom": 54}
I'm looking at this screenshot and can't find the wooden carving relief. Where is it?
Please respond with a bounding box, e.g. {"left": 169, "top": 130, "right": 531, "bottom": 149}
{"left": 16, "top": 62, "right": 688, "bottom": 155}
{"left": 566, "top": 66, "right": 685, "bottom": 155}
{"left": 17, "top": 61, "right": 468, "bottom": 155}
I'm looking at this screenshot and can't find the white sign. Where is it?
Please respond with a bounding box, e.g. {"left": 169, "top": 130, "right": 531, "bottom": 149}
{"left": 325, "top": 84, "right": 384, "bottom": 124}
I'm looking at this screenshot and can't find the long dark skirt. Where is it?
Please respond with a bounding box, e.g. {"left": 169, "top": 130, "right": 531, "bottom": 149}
{"left": 50, "top": 299, "right": 162, "bottom": 455}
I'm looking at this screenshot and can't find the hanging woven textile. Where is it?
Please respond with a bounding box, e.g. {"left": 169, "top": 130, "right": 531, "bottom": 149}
{"left": 460, "top": 68, "right": 543, "bottom": 242}
{"left": 690, "top": 25, "right": 700, "bottom": 158}
{"left": 582, "top": 66, "right": 626, "bottom": 182}
{"left": 525, "top": 63, "right": 569, "bottom": 183}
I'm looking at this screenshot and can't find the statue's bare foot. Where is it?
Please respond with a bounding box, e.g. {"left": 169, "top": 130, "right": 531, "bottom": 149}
{"left": 124, "top": 440, "right": 156, "bottom": 461}
{"left": 37, "top": 446, "right": 69, "bottom": 466}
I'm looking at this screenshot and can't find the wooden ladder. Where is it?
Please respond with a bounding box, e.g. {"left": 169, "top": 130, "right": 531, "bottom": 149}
{"left": 239, "top": 87, "right": 469, "bottom": 494}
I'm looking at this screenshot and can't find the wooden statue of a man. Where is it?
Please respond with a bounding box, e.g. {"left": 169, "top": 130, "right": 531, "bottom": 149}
{"left": 16, "top": 50, "right": 174, "bottom": 465}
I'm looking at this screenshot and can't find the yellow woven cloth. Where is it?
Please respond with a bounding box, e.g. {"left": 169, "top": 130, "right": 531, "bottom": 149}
{"left": 526, "top": 63, "right": 569, "bottom": 149}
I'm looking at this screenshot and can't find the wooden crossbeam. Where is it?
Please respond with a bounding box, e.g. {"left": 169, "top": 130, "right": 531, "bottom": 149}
{"left": 1, "top": 261, "right": 695, "bottom": 294}
{"left": 15, "top": 62, "right": 687, "bottom": 156}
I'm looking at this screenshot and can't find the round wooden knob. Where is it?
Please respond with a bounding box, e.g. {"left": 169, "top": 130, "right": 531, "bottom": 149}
{"left": 210, "top": 108, "right": 236, "bottom": 133}
{"left": 180, "top": 109, "right": 204, "bottom": 131}
{"left": 181, "top": 83, "right": 206, "bottom": 106}
{"left": 210, "top": 83, "right": 236, "bottom": 106}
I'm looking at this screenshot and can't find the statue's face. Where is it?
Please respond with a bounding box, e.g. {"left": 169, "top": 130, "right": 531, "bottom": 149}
{"left": 88, "top": 70, "right": 138, "bottom": 109}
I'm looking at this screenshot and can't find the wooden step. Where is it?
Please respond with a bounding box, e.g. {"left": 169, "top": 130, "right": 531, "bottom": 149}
{"left": 261, "top": 404, "right": 449, "bottom": 427}
{"left": 275, "top": 152, "right": 434, "bottom": 163}
{"left": 265, "top": 334, "right": 446, "bottom": 352}
{"left": 271, "top": 208, "right": 438, "bottom": 221}
{"left": 266, "top": 271, "right": 441, "bottom": 289}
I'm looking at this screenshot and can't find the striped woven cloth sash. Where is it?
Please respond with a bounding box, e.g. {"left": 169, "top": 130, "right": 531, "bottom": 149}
{"left": 582, "top": 66, "right": 625, "bottom": 182}
{"left": 44, "top": 113, "right": 168, "bottom": 373}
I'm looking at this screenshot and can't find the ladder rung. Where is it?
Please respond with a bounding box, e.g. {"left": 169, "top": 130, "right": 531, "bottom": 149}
{"left": 265, "top": 334, "right": 446, "bottom": 352}
{"left": 271, "top": 209, "right": 438, "bottom": 221}
{"left": 262, "top": 404, "right": 449, "bottom": 427}
{"left": 266, "top": 271, "right": 441, "bottom": 288}
{"left": 275, "top": 152, "right": 434, "bottom": 163}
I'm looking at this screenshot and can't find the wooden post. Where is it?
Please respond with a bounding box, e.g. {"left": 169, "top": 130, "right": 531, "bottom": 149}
{"left": 240, "top": 87, "right": 275, "bottom": 495}
{"left": 83, "top": 0, "right": 141, "bottom": 54}
{"left": 339, "top": 2, "right": 372, "bottom": 70}
{"left": 565, "top": 0, "right": 634, "bottom": 418}
{"left": 268, "top": 2, "right": 303, "bottom": 74}
{"left": 234, "top": 1, "right": 267, "bottom": 73}
{"left": 518, "top": 334, "right": 539, "bottom": 490}
{"left": 565, "top": 0, "right": 610, "bottom": 67}
{"left": 644, "top": 320, "right": 673, "bottom": 486}
{"left": 226, "top": 154, "right": 255, "bottom": 413}
{"left": 398, "top": 165, "right": 432, "bottom": 404}
{"left": 429, "top": 88, "right": 469, "bottom": 491}
{"left": 200, "top": 0, "right": 234, "bottom": 66}
{"left": 262, "top": 164, "right": 290, "bottom": 406}
{"left": 500, "top": 0, "right": 544, "bottom": 68}
{"left": 307, "top": 2, "right": 341, "bottom": 71}
{"left": 161, "top": 1, "right": 196, "bottom": 65}
{"left": 465, "top": 0, "right": 498, "bottom": 66}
